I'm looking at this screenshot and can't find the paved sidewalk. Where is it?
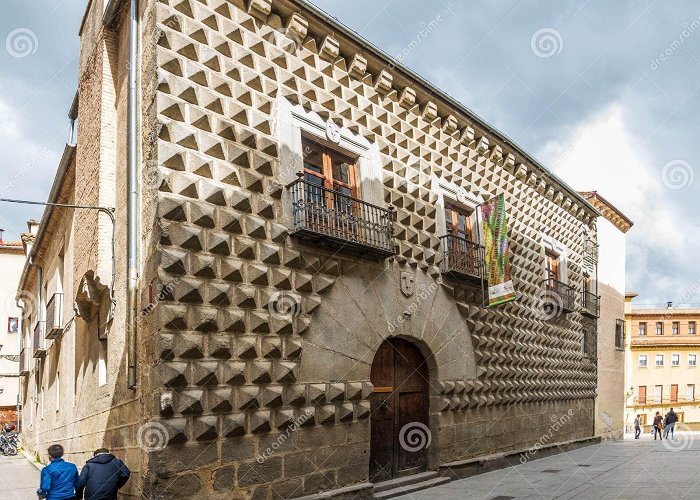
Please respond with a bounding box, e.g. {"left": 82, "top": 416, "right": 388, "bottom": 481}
{"left": 395, "top": 433, "right": 700, "bottom": 499}
{"left": 0, "top": 453, "right": 41, "bottom": 499}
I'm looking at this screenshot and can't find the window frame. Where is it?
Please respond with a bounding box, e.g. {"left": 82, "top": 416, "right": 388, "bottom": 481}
{"left": 689, "top": 354, "right": 697, "bottom": 367}
{"left": 672, "top": 353, "right": 680, "bottom": 366}
{"left": 615, "top": 319, "right": 625, "bottom": 349}
{"left": 687, "top": 384, "right": 695, "bottom": 402}
{"left": 689, "top": 321, "right": 696, "bottom": 335}
{"left": 638, "top": 385, "right": 647, "bottom": 404}
{"left": 672, "top": 321, "right": 679, "bottom": 335}
{"left": 301, "top": 135, "right": 360, "bottom": 198}
{"left": 655, "top": 353, "right": 664, "bottom": 367}
{"left": 638, "top": 354, "right": 647, "bottom": 368}
{"left": 638, "top": 322, "right": 647, "bottom": 336}
{"left": 655, "top": 322, "right": 663, "bottom": 335}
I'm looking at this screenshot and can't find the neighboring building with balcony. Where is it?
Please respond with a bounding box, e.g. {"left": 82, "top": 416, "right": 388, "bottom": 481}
{"left": 580, "top": 192, "right": 633, "bottom": 440}
{"left": 625, "top": 303, "right": 700, "bottom": 430}
{"left": 14, "top": 0, "right": 634, "bottom": 498}
{"left": 0, "top": 237, "right": 25, "bottom": 427}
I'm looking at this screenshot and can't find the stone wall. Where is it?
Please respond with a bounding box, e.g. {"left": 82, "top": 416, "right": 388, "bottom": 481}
{"left": 595, "top": 283, "right": 625, "bottom": 439}
{"left": 140, "top": 0, "right": 600, "bottom": 498}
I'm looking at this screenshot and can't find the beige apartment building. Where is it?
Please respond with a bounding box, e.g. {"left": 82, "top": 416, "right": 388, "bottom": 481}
{"left": 16, "top": 0, "right": 629, "bottom": 498}
{"left": 0, "top": 236, "right": 25, "bottom": 426}
{"left": 625, "top": 302, "right": 700, "bottom": 431}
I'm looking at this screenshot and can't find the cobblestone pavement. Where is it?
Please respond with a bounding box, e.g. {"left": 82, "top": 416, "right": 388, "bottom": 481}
{"left": 395, "top": 433, "right": 700, "bottom": 499}
{"left": 0, "top": 453, "right": 40, "bottom": 499}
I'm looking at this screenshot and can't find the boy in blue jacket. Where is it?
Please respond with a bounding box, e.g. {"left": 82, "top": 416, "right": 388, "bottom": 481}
{"left": 37, "top": 444, "right": 79, "bottom": 500}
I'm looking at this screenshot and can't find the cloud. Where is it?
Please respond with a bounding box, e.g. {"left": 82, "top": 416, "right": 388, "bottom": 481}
{"left": 538, "top": 103, "right": 700, "bottom": 304}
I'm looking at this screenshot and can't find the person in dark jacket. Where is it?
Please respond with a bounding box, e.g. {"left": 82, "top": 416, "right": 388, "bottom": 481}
{"left": 37, "top": 444, "right": 79, "bottom": 500}
{"left": 75, "top": 448, "right": 130, "bottom": 500}
{"left": 653, "top": 411, "right": 664, "bottom": 441}
{"left": 664, "top": 408, "right": 678, "bottom": 439}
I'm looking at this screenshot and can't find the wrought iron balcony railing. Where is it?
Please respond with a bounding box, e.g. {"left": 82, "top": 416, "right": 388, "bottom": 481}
{"left": 288, "top": 175, "right": 396, "bottom": 257}
{"left": 583, "top": 237, "right": 598, "bottom": 264}
{"left": 581, "top": 290, "right": 600, "bottom": 318}
{"left": 439, "top": 234, "right": 485, "bottom": 281}
{"left": 19, "top": 348, "right": 29, "bottom": 376}
{"left": 45, "top": 292, "right": 64, "bottom": 339}
{"left": 542, "top": 278, "right": 577, "bottom": 314}
{"left": 33, "top": 321, "right": 46, "bottom": 358}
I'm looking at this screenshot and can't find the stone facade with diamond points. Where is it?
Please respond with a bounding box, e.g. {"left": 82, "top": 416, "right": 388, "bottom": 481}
{"left": 18, "top": 0, "right": 608, "bottom": 499}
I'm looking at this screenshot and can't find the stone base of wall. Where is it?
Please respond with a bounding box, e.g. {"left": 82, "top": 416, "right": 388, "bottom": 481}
{"left": 439, "top": 435, "right": 601, "bottom": 479}
{"left": 291, "top": 483, "right": 373, "bottom": 500}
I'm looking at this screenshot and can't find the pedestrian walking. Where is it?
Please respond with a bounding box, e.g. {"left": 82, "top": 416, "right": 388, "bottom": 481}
{"left": 653, "top": 411, "right": 664, "bottom": 441}
{"left": 664, "top": 408, "right": 677, "bottom": 439}
{"left": 75, "top": 448, "right": 130, "bottom": 500}
{"left": 634, "top": 415, "right": 641, "bottom": 439}
{"left": 37, "top": 444, "right": 79, "bottom": 500}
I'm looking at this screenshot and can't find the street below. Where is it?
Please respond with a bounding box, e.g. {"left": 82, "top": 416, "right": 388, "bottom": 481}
{"left": 0, "top": 453, "right": 40, "bottom": 500}
{"left": 394, "top": 433, "right": 700, "bottom": 499}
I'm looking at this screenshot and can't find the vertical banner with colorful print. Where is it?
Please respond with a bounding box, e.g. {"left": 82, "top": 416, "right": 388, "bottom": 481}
{"left": 481, "top": 193, "right": 516, "bottom": 306}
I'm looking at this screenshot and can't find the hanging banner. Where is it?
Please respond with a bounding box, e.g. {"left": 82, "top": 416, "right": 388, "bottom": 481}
{"left": 480, "top": 193, "right": 516, "bottom": 306}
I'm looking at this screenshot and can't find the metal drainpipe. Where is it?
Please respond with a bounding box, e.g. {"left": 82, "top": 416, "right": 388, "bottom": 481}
{"left": 126, "top": 0, "right": 140, "bottom": 389}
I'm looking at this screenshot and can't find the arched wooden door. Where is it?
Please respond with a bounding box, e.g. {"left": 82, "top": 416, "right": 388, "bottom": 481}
{"left": 369, "top": 338, "right": 430, "bottom": 482}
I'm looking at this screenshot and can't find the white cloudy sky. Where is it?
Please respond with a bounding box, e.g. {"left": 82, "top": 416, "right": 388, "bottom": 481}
{"left": 1, "top": 0, "right": 699, "bottom": 305}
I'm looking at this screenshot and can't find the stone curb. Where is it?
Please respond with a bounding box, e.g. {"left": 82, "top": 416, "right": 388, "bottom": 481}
{"left": 19, "top": 448, "right": 44, "bottom": 471}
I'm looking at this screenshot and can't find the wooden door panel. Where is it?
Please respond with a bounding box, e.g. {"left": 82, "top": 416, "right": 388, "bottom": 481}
{"left": 370, "top": 339, "right": 429, "bottom": 482}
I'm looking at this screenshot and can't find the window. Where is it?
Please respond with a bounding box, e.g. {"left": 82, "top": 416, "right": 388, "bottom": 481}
{"left": 638, "top": 354, "right": 647, "bottom": 367}
{"left": 302, "top": 136, "right": 358, "bottom": 200}
{"left": 656, "top": 322, "right": 663, "bottom": 335}
{"left": 672, "top": 354, "right": 680, "bottom": 366}
{"left": 671, "top": 384, "right": 678, "bottom": 403}
{"left": 7, "top": 317, "right": 19, "bottom": 333}
{"left": 545, "top": 250, "right": 560, "bottom": 282}
{"left": 689, "top": 354, "right": 697, "bottom": 367}
{"left": 444, "top": 202, "right": 474, "bottom": 241}
{"left": 655, "top": 354, "right": 664, "bottom": 367}
{"left": 582, "top": 329, "right": 595, "bottom": 357}
{"left": 56, "top": 371, "right": 60, "bottom": 411}
{"left": 687, "top": 384, "right": 695, "bottom": 402}
{"left": 98, "top": 344, "right": 108, "bottom": 387}
{"left": 638, "top": 385, "right": 647, "bottom": 404}
{"left": 672, "top": 322, "right": 679, "bottom": 335}
{"left": 615, "top": 320, "right": 625, "bottom": 349}
{"left": 582, "top": 273, "right": 590, "bottom": 292}
{"left": 654, "top": 385, "right": 663, "bottom": 403}
{"left": 690, "top": 321, "right": 696, "bottom": 335}
{"left": 638, "top": 322, "right": 647, "bottom": 336}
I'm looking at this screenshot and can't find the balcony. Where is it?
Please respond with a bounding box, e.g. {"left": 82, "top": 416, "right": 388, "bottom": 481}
{"left": 45, "top": 292, "right": 64, "bottom": 339}
{"left": 542, "top": 278, "right": 576, "bottom": 314}
{"left": 288, "top": 175, "right": 396, "bottom": 257}
{"left": 439, "top": 234, "right": 485, "bottom": 281}
{"left": 33, "top": 321, "right": 46, "bottom": 358}
{"left": 19, "top": 349, "right": 29, "bottom": 376}
{"left": 583, "top": 237, "right": 598, "bottom": 264}
{"left": 581, "top": 290, "right": 600, "bottom": 318}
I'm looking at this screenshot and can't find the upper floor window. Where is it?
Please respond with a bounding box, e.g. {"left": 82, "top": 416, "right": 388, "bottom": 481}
{"left": 656, "top": 322, "right": 663, "bottom": 335}
{"left": 545, "top": 250, "right": 560, "bottom": 282}
{"left": 689, "top": 354, "right": 697, "bottom": 367}
{"left": 638, "top": 322, "right": 647, "bottom": 336}
{"left": 672, "top": 322, "right": 679, "bottom": 335}
{"left": 672, "top": 354, "right": 680, "bottom": 366}
{"left": 444, "top": 202, "right": 474, "bottom": 242}
{"left": 7, "top": 317, "right": 18, "bottom": 333}
{"left": 638, "top": 354, "right": 647, "bottom": 367}
{"left": 690, "top": 321, "right": 696, "bottom": 335}
{"left": 655, "top": 354, "right": 664, "bottom": 366}
{"left": 615, "top": 319, "right": 624, "bottom": 349}
{"left": 302, "top": 136, "right": 358, "bottom": 200}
